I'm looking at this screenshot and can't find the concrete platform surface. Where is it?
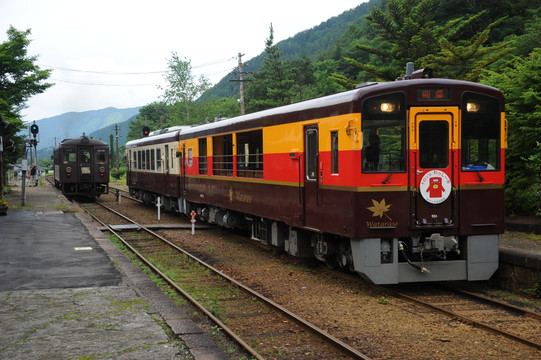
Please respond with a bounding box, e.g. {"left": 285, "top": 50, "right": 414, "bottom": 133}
{"left": 0, "top": 184, "right": 229, "bottom": 359}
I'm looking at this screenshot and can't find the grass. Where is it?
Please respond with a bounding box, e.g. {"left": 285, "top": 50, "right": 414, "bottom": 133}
{"left": 106, "top": 232, "right": 243, "bottom": 321}
{"left": 106, "top": 232, "right": 250, "bottom": 357}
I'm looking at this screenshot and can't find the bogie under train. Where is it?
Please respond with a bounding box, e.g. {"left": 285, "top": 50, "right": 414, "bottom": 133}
{"left": 53, "top": 135, "right": 109, "bottom": 196}
{"left": 126, "top": 70, "right": 505, "bottom": 284}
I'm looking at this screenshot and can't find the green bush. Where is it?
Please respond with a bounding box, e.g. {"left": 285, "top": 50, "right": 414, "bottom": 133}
{"left": 110, "top": 167, "right": 126, "bottom": 180}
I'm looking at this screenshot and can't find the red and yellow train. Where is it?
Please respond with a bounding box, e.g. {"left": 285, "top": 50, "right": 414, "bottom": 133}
{"left": 126, "top": 72, "right": 505, "bottom": 284}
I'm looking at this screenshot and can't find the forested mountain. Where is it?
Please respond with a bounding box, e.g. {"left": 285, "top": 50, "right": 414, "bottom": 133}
{"left": 29, "top": 107, "right": 140, "bottom": 150}
{"left": 201, "top": 0, "right": 539, "bottom": 102}
{"left": 199, "top": 0, "right": 378, "bottom": 101}
{"left": 30, "top": 107, "right": 139, "bottom": 164}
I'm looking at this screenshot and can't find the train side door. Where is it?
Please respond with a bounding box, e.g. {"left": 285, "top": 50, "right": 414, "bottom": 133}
{"left": 79, "top": 147, "right": 92, "bottom": 181}
{"left": 303, "top": 125, "right": 320, "bottom": 229}
{"left": 410, "top": 107, "right": 459, "bottom": 228}
{"left": 181, "top": 143, "right": 186, "bottom": 195}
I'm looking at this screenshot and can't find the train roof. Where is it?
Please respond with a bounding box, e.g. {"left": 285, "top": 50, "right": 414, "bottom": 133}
{"left": 125, "top": 78, "right": 504, "bottom": 143}
{"left": 176, "top": 78, "right": 503, "bottom": 138}
{"left": 125, "top": 126, "right": 190, "bottom": 148}
{"left": 55, "top": 136, "right": 108, "bottom": 148}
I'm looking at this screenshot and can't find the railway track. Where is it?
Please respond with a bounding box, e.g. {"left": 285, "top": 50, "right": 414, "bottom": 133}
{"left": 58, "top": 182, "right": 539, "bottom": 358}
{"left": 103, "top": 185, "right": 541, "bottom": 354}
{"left": 383, "top": 283, "right": 541, "bottom": 351}
{"left": 82, "top": 198, "right": 372, "bottom": 359}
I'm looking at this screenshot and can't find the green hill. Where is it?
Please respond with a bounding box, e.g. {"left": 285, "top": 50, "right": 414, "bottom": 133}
{"left": 199, "top": 0, "right": 377, "bottom": 101}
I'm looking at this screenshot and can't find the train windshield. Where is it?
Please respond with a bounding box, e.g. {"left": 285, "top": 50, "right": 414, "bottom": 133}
{"left": 419, "top": 121, "right": 449, "bottom": 169}
{"left": 62, "top": 149, "right": 76, "bottom": 164}
{"left": 461, "top": 93, "right": 500, "bottom": 171}
{"left": 362, "top": 92, "right": 407, "bottom": 173}
{"left": 96, "top": 149, "right": 107, "bottom": 163}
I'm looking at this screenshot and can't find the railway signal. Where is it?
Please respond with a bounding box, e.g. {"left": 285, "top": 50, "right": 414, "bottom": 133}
{"left": 30, "top": 122, "right": 39, "bottom": 136}
{"left": 142, "top": 126, "right": 150, "bottom": 137}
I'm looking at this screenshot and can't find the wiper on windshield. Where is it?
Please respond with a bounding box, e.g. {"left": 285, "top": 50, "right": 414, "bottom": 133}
{"left": 475, "top": 170, "right": 485, "bottom": 182}
{"left": 382, "top": 172, "right": 393, "bottom": 184}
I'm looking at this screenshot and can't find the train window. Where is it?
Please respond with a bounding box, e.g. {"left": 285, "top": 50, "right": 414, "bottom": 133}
{"left": 81, "top": 150, "right": 91, "bottom": 164}
{"left": 146, "top": 150, "right": 150, "bottom": 170}
{"left": 213, "top": 134, "right": 233, "bottom": 176}
{"left": 137, "top": 151, "right": 142, "bottom": 170}
{"left": 156, "top": 148, "right": 162, "bottom": 171}
{"left": 419, "top": 121, "right": 449, "bottom": 169}
{"left": 199, "top": 138, "right": 207, "bottom": 175}
{"left": 142, "top": 150, "right": 147, "bottom": 170}
{"left": 165, "top": 145, "right": 169, "bottom": 172}
{"left": 306, "top": 129, "right": 318, "bottom": 181}
{"left": 461, "top": 93, "right": 500, "bottom": 171}
{"left": 236, "top": 130, "right": 263, "bottom": 178}
{"left": 188, "top": 148, "right": 193, "bottom": 167}
{"left": 62, "top": 149, "right": 76, "bottom": 164}
{"left": 150, "top": 149, "right": 155, "bottom": 170}
{"left": 331, "top": 131, "right": 339, "bottom": 174}
{"left": 362, "top": 93, "right": 406, "bottom": 173}
{"left": 96, "top": 149, "right": 106, "bottom": 163}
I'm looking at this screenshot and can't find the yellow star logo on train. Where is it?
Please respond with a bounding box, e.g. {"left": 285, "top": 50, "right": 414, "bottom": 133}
{"left": 367, "top": 198, "right": 393, "bottom": 220}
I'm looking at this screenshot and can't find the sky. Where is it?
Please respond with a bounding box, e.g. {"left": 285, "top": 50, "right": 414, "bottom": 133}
{"left": 1, "top": 0, "right": 367, "bottom": 122}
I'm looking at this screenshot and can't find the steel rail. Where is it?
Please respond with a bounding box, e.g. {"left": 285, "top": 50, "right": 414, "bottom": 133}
{"left": 323, "top": 262, "right": 541, "bottom": 351}
{"left": 383, "top": 286, "right": 541, "bottom": 350}
{"left": 93, "top": 200, "right": 372, "bottom": 360}
{"left": 82, "top": 203, "right": 263, "bottom": 359}
{"left": 108, "top": 186, "right": 143, "bottom": 203}
{"left": 446, "top": 287, "right": 541, "bottom": 321}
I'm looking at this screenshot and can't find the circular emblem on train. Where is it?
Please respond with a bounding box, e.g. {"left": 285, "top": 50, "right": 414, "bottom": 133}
{"left": 419, "top": 170, "right": 451, "bottom": 204}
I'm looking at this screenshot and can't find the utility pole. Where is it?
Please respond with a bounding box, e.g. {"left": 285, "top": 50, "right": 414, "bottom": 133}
{"left": 238, "top": 53, "right": 246, "bottom": 115}
{"left": 229, "top": 52, "right": 251, "bottom": 115}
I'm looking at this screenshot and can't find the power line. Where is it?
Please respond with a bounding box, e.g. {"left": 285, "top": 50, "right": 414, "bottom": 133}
{"left": 39, "top": 64, "right": 164, "bottom": 75}
{"left": 39, "top": 57, "right": 236, "bottom": 75}
{"left": 50, "top": 78, "right": 164, "bottom": 86}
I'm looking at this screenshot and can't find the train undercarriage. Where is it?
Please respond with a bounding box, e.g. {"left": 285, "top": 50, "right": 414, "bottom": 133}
{"left": 129, "top": 188, "right": 499, "bottom": 284}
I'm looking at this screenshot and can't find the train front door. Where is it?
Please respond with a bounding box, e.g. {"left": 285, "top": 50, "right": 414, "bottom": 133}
{"left": 303, "top": 125, "right": 320, "bottom": 229}
{"left": 410, "top": 107, "right": 459, "bottom": 228}
{"left": 78, "top": 147, "right": 92, "bottom": 181}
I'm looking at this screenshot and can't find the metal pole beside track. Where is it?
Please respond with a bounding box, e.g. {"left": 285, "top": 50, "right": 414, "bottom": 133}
{"left": 156, "top": 196, "right": 161, "bottom": 220}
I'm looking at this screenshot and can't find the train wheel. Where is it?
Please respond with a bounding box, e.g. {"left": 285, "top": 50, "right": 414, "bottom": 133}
{"left": 325, "top": 256, "right": 339, "bottom": 269}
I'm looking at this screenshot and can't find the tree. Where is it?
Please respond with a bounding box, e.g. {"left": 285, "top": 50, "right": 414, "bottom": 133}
{"left": 420, "top": 14, "right": 512, "bottom": 81}
{"left": 511, "top": 7, "right": 541, "bottom": 57}
{"left": 127, "top": 102, "right": 168, "bottom": 141}
{"left": 308, "top": 60, "right": 344, "bottom": 97}
{"left": 290, "top": 57, "right": 315, "bottom": 102}
{"left": 246, "top": 24, "right": 294, "bottom": 112}
{"left": 484, "top": 48, "right": 541, "bottom": 215}
{"left": 346, "top": 0, "right": 437, "bottom": 81}
{"left": 338, "top": 0, "right": 511, "bottom": 83}
{"left": 0, "top": 26, "right": 52, "bottom": 184}
{"left": 159, "top": 53, "right": 210, "bottom": 124}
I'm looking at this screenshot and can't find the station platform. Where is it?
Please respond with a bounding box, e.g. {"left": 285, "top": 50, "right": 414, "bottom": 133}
{"left": 0, "top": 184, "right": 229, "bottom": 359}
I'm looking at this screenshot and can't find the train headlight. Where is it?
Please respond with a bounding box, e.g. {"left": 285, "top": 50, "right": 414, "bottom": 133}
{"left": 466, "top": 102, "right": 480, "bottom": 112}
{"left": 99, "top": 166, "right": 105, "bottom": 173}
{"left": 380, "top": 102, "right": 396, "bottom": 113}
{"left": 66, "top": 166, "right": 72, "bottom": 174}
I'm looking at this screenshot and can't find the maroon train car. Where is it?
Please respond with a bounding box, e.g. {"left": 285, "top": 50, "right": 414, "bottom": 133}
{"left": 126, "top": 75, "right": 505, "bottom": 284}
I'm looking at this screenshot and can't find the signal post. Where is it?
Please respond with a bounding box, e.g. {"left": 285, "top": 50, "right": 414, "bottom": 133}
{"left": 21, "top": 122, "right": 39, "bottom": 206}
